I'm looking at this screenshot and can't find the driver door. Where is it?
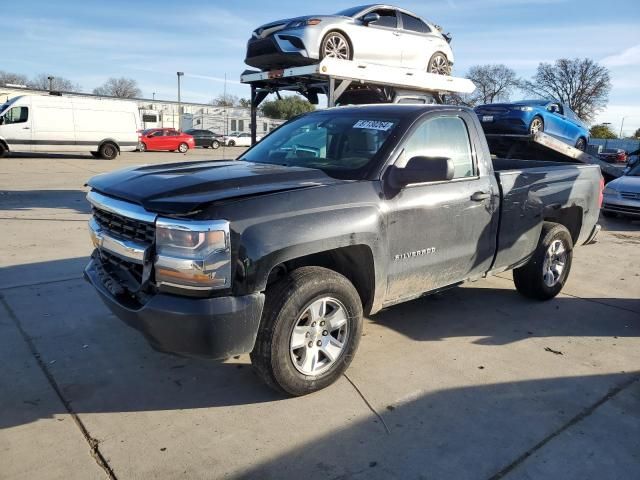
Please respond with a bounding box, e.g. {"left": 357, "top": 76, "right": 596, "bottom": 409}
{"left": 384, "top": 112, "right": 499, "bottom": 303}
{"left": 1, "top": 102, "right": 33, "bottom": 153}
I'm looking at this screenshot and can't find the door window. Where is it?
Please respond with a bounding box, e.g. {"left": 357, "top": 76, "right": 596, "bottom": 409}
{"left": 401, "top": 116, "right": 475, "bottom": 179}
{"left": 366, "top": 9, "right": 397, "bottom": 28}
{"left": 3, "top": 106, "right": 28, "bottom": 124}
{"left": 400, "top": 13, "right": 430, "bottom": 33}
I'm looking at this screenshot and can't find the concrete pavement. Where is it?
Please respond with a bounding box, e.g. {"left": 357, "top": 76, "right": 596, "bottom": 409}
{"left": 1, "top": 150, "right": 639, "bottom": 479}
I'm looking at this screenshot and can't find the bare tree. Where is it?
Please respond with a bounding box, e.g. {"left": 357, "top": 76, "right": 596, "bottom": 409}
{"left": 467, "top": 64, "right": 521, "bottom": 105}
{"left": 28, "top": 73, "right": 82, "bottom": 92}
{"left": 522, "top": 58, "right": 611, "bottom": 122}
{"left": 0, "top": 70, "right": 28, "bottom": 86}
{"left": 238, "top": 98, "right": 252, "bottom": 108}
{"left": 442, "top": 64, "right": 521, "bottom": 107}
{"left": 93, "top": 77, "right": 142, "bottom": 98}
{"left": 211, "top": 93, "right": 239, "bottom": 107}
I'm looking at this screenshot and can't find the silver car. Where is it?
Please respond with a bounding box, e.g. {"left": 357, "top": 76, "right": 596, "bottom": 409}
{"left": 602, "top": 163, "right": 640, "bottom": 219}
{"left": 245, "top": 4, "right": 454, "bottom": 74}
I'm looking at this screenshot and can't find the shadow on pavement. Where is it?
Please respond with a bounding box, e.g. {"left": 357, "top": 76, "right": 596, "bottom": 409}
{"left": 0, "top": 190, "right": 90, "bottom": 214}
{"left": 372, "top": 285, "right": 640, "bottom": 345}
{"left": 1, "top": 257, "right": 639, "bottom": 435}
{"left": 235, "top": 372, "right": 640, "bottom": 480}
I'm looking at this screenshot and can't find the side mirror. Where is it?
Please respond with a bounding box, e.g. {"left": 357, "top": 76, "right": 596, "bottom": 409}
{"left": 362, "top": 12, "right": 380, "bottom": 25}
{"left": 387, "top": 156, "right": 454, "bottom": 189}
{"left": 0, "top": 117, "right": 4, "bottom": 125}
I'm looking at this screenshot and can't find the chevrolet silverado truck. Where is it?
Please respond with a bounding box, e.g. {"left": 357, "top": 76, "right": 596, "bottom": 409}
{"left": 84, "top": 105, "right": 602, "bottom": 396}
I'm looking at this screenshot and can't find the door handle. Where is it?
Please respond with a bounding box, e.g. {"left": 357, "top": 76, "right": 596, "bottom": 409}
{"left": 392, "top": 31, "right": 400, "bottom": 36}
{"left": 22, "top": 126, "right": 30, "bottom": 130}
{"left": 471, "top": 191, "right": 491, "bottom": 201}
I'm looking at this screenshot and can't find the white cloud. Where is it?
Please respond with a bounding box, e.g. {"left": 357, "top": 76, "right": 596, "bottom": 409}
{"left": 601, "top": 44, "right": 640, "bottom": 67}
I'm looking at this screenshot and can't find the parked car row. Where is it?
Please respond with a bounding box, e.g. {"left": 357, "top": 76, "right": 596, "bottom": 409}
{"left": 136, "top": 128, "right": 254, "bottom": 152}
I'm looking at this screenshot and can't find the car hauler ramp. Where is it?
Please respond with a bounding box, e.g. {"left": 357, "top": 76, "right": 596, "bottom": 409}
{"left": 485, "top": 132, "right": 623, "bottom": 182}
{"left": 241, "top": 57, "right": 476, "bottom": 144}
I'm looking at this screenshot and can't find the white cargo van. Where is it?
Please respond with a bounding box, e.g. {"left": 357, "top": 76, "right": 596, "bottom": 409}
{"left": 0, "top": 95, "right": 140, "bottom": 159}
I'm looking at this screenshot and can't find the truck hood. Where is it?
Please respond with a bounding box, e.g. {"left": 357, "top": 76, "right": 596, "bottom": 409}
{"left": 87, "top": 160, "right": 345, "bottom": 215}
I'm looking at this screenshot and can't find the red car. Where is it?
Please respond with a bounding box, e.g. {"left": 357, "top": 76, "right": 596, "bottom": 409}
{"left": 138, "top": 128, "right": 195, "bottom": 153}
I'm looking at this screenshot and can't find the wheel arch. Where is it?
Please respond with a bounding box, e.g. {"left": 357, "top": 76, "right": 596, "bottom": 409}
{"left": 320, "top": 28, "right": 354, "bottom": 60}
{"left": 263, "top": 245, "right": 377, "bottom": 315}
{"left": 543, "top": 206, "right": 583, "bottom": 245}
{"left": 98, "top": 138, "right": 120, "bottom": 152}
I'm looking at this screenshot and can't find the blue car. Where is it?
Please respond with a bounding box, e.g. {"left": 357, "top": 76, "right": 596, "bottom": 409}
{"left": 475, "top": 100, "right": 589, "bottom": 151}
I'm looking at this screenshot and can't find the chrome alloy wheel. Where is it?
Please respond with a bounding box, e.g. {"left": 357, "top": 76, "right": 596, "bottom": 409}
{"left": 429, "top": 54, "right": 450, "bottom": 75}
{"left": 530, "top": 118, "right": 544, "bottom": 134}
{"left": 290, "top": 297, "right": 349, "bottom": 375}
{"left": 323, "top": 34, "right": 349, "bottom": 59}
{"left": 542, "top": 239, "right": 567, "bottom": 287}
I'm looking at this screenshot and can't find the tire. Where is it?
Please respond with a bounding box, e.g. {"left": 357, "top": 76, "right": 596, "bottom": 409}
{"left": 139, "top": 142, "right": 147, "bottom": 152}
{"left": 320, "top": 31, "right": 352, "bottom": 61}
{"left": 251, "top": 266, "right": 363, "bottom": 396}
{"left": 211, "top": 140, "right": 220, "bottom": 149}
{"left": 0, "top": 143, "right": 7, "bottom": 158}
{"left": 98, "top": 142, "right": 118, "bottom": 160}
{"left": 427, "top": 52, "right": 451, "bottom": 75}
{"left": 513, "top": 222, "right": 573, "bottom": 300}
{"left": 227, "top": 140, "right": 236, "bottom": 147}
{"left": 575, "top": 137, "right": 587, "bottom": 151}
{"left": 178, "top": 142, "right": 188, "bottom": 153}
{"left": 529, "top": 116, "right": 544, "bottom": 135}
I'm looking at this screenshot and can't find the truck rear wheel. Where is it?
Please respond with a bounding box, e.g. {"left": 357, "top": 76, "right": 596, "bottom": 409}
{"left": 513, "top": 222, "right": 573, "bottom": 300}
{"left": 0, "top": 143, "right": 8, "bottom": 158}
{"left": 251, "top": 266, "right": 363, "bottom": 396}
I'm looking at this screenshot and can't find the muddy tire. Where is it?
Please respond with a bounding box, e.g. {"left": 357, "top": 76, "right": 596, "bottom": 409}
{"left": 251, "top": 266, "right": 363, "bottom": 396}
{"left": 513, "top": 222, "right": 573, "bottom": 300}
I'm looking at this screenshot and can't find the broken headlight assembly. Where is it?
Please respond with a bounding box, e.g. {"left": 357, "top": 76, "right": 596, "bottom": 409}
{"left": 154, "top": 218, "right": 231, "bottom": 294}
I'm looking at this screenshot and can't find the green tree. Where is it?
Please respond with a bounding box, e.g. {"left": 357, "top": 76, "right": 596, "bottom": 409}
{"left": 589, "top": 124, "right": 617, "bottom": 139}
{"left": 632, "top": 128, "right": 640, "bottom": 139}
{"left": 260, "top": 96, "right": 314, "bottom": 120}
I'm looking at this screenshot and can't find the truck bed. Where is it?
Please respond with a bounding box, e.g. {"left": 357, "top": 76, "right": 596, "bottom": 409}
{"left": 490, "top": 157, "right": 601, "bottom": 273}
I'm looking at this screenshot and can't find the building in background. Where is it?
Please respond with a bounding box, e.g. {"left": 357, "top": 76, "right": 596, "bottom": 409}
{"left": 0, "top": 85, "right": 284, "bottom": 135}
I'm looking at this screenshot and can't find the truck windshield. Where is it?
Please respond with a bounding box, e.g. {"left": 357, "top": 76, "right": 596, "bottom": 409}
{"left": 239, "top": 113, "right": 399, "bottom": 178}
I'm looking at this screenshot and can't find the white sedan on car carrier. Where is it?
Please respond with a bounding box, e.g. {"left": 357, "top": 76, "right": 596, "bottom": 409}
{"left": 245, "top": 4, "right": 454, "bottom": 75}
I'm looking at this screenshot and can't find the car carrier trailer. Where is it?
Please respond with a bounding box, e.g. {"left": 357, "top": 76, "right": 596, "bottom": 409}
{"left": 241, "top": 57, "right": 476, "bottom": 144}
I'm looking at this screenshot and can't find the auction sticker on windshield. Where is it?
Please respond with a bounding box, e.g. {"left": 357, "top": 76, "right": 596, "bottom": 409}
{"left": 353, "top": 120, "right": 395, "bottom": 131}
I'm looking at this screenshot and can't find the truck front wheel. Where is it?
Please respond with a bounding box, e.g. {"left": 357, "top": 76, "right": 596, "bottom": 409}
{"left": 251, "top": 266, "right": 363, "bottom": 396}
{"left": 513, "top": 222, "right": 573, "bottom": 300}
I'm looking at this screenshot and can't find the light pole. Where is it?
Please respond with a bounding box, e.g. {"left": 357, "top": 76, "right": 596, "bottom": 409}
{"left": 152, "top": 92, "right": 156, "bottom": 101}
{"left": 619, "top": 117, "right": 626, "bottom": 139}
{"left": 176, "top": 71, "right": 184, "bottom": 131}
{"left": 47, "top": 76, "right": 54, "bottom": 91}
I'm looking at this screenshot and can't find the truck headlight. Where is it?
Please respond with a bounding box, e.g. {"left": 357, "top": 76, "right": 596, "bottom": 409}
{"left": 154, "top": 218, "right": 231, "bottom": 293}
{"left": 603, "top": 187, "right": 618, "bottom": 196}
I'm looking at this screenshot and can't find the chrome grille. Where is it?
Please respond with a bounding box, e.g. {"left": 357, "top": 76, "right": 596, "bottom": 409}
{"left": 92, "top": 206, "right": 155, "bottom": 244}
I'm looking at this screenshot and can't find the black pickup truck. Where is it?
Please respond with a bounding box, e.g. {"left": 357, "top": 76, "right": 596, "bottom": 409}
{"left": 84, "top": 105, "right": 602, "bottom": 395}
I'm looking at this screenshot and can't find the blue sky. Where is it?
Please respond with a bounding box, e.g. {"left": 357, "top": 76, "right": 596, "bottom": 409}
{"left": 5, "top": 0, "right": 640, "bottom": 133}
